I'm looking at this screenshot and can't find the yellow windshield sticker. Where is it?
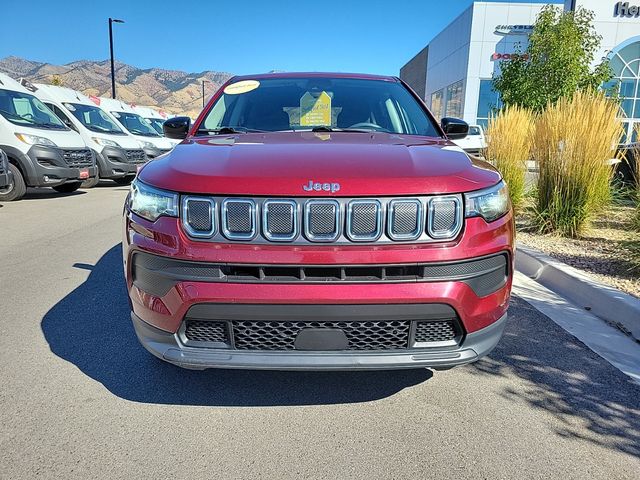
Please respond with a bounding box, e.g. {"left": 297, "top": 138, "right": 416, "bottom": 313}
{"left": 223, "top": 80, "right": 260, "bottom": 95}
{"left": 300, "top": 91, "right": 332, "bottom": 126}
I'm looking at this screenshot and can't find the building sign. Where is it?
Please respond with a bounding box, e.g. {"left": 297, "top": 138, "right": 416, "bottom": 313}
{"left": 614, "top": 2, "right": 640, "bottom": 17}
{"left": 494, "top": 24, "right": 534, "bottom": 35}
{"left": 491, "top": 52, "right": 529, "bottom": 61}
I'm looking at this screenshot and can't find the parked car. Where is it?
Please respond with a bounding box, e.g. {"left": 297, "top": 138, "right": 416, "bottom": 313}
{"left": 123, "top": 72, "right": 514, "bottom": 371}
{"left": 0, "top": 74, "right": 96, "bottom": 201}
{"left": 0, "top": 148, "right": 13, "bottom": 196}
{"left": 32, "top": 84, "right": 147, "bottom": 187}
{"left": 98, "top": 97, "right": 174, "bottom": 158}
{"left": 453, "top": 124, "right": 486, "bottom": 157}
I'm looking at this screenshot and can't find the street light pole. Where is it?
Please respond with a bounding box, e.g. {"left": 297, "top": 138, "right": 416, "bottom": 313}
{"left": 108, "top": 17, "right": 125, "bottom": 99}
{"left": 202, "top": 80, "right": 206, "bottom": 108}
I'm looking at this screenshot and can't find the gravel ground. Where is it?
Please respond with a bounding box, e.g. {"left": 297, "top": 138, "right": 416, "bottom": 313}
{"left": 517, "top": 204, "right": 640, "bottom": 299}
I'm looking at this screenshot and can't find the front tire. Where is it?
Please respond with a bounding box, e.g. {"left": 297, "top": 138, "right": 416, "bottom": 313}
{"left": 81, "top": 172, "right": 99, "bottom": 189}
{"left": 113, "top": 176, "right": 134, "bottom": 186}
{"left": 0, "top": 163, "right": 26, "bottom": 202}
{"left": 52, "top": 182, "right": 82, "bottom": 193}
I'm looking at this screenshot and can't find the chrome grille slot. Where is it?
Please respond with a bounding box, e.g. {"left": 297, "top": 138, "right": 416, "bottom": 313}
{"left": 182, "top": 196, "right": 215, "bottom": 238}
{"left": 387, "top": 199, "right": 422, "bottom": 240}
{"left": 304, "top": 200, "right": 340, "bottom": 242}
{"left": 346, "top": 200, "right": 382, "bottom": 241}
{"left": 263, "top": 199, "right": 297, "bottom": 241}
{"left": 428, "top": 196, "right": 462, "bottom": 239}
{"left": 222, "top": 199, "right": 256, "bottom": 240}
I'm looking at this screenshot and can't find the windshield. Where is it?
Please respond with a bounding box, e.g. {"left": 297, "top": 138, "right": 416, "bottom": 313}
{"left": 111, "top": 111, "right": 160, "bottom": 137}
{"left": 65, "top": 103, "right": 124, "bottom": 134}
{"left": 146, "top": 117, "right": 165, "bottom": 135}
{"left": 200, "top": 77, "right": 441, "bottom": 137}
{"left": 468, "top": 126, "right": 481, "bottom": 136}
{"left": 0, "top": 89, "right": 67, "bottom": 130}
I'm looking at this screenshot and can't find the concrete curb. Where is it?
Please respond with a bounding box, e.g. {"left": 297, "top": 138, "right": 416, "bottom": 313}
{"left": 515, "top": 242, "right": 640, "bottom": 342}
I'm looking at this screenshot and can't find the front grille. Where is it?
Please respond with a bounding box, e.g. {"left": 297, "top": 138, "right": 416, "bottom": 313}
{"left": 263, "top": 200, "right": 297, "bottom": 241}
{"left": 346, "top": 200, "right": 381, "bottom": 241}
{"left": 124, "top": 149, "right": 147, "bottom": 164}
{"left": 62, "top": 149, "right": 93, "bottom": 168}
{"left": 428, "top": 197, "right": 461, "bottom": 238}
{"left": 222, "top": 199, "right": 256, "bottom": 239}
{"left": 183, "top": 197, "right": 215, "bottom": 237}
{"left": 305, "top": 200, "right": 340, "bottom": 241}
{"left": 414, "top": 321, "right": 458, "bottom": 343}
{"left": 178, "top": 195, "right": 463, "bottom": 244}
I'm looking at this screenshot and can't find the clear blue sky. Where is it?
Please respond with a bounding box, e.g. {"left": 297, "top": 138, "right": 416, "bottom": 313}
{"left": 0, "top": 0, "right": 559, "bottom": 76}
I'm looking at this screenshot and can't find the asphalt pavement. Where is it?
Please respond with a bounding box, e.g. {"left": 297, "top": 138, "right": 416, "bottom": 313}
{"left": 1, "top": 186, "right": 639, "bottom": 479}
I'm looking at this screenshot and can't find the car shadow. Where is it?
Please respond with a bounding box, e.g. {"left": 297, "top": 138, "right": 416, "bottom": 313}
{"left": 23, "top": 187, "right": 87, "bottom": 200}
{"left": 469, "top": 296, "right": 640, "bottom": 458}
{"left": 41, "top": 244, "right": 432, "bottom": 406}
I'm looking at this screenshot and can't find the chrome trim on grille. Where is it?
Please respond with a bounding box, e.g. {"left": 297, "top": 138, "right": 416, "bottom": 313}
{"left": 304, "top": 199, "right": 340, "bottom": 242}
{"left": 346, "top": 199, "right": 383, "bottom": 242}
{"left": 262, "top": 199, "right": 298, "bottom": 242}
{"left": 221, "top": 198, "right": 257, "bottom": 240}
{"left": 427, "top": 196, "right": 462, "bottom": 239}
{"left": 387, "top": 199, "right": 423, "bottom": 241}
{"left": 181, "top": 196, "right": 216, "bottom": 238}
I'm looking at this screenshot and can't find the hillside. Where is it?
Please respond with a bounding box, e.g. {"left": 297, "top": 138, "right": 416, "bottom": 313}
{"left": 0, "top": 56, "right": 233, "bottom": 119}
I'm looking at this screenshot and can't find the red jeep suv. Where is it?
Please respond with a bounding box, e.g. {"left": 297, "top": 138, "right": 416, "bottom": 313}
{"left": 123, "top": 73, "right": 513, "bottom": 370}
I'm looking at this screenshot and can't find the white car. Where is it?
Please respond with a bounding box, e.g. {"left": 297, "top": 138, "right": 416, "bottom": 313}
{"left": 0, "top": 73, "right": 96, "bottom": 201}
{"left": 98, "top": 97, "right": 175, "bottom": 156}
{"left": 131, "top": 105, "right": 180, "bottom": 147}
{"left": 453, "top": 124, "right": 486, "bottom": 157}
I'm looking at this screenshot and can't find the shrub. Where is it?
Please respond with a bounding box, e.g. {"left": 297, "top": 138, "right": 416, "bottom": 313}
{"left": 485, "top": 105, "right": 535, "bottom": 212}
{"left": 532, "top": 91, "right": 622, "bottom": 237}
{"left": 633, "top": 130, "right": 640, "bottom": 231}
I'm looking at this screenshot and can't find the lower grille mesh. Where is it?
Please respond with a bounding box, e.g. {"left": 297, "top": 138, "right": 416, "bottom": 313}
{"left": 414, "top": 321, "right": 458, "bottom": 343}
{"left": 182, "top": 318, "right": 463, "bottom": 350}
{"left": 233, "top": 320, "right": 410, "bottom": 350}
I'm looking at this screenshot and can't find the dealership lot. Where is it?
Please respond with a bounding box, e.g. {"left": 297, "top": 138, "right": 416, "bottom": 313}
{"left": 1, "top": 187, "right": 639, "bottom": 479}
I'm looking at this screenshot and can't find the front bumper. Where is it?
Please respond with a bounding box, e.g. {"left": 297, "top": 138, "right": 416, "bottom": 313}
{"left": 0, "top": 171, "right": 10, "bottom": 189}
{"left": 9, "top": 145, "right": 97, "bottom": 187}
{"left": 132, "top": 310, "right": 508, "bottom": 370}
{"left": 95, "top": 146, "right": 147, "bottom": 179}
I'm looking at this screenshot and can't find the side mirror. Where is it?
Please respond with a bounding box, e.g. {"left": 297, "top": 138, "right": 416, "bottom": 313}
{"left": 163, "top": 116, "right": 191, "bottom": 139}
{"left": 441, "top": 117, "right": 469, "bottom": 140}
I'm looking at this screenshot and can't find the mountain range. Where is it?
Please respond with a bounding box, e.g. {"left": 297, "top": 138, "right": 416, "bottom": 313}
{"left": 0, "top": 56, "right": 233, "bottom": 119}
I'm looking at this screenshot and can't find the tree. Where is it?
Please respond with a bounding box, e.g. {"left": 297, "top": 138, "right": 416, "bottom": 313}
{"left": 51, "top": 75, "right": 63, "bottom": 86}
{"left": 493, "top": 5, "right": 612, "bottom": 112}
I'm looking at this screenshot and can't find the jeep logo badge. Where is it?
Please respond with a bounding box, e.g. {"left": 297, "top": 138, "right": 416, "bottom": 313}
{"left": 303, "top": 180, "right": 340, "bottom": 193}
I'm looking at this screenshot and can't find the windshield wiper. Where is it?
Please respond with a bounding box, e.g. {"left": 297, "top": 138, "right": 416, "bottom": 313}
{"left": 196, "top": 126, "right": 266, "bottom": 135}
{"left": 310, "top": 126, "right": 378, "bottom": 133}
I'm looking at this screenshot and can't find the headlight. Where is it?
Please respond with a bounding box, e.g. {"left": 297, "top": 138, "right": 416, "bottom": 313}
{"left": 91, "top": 137, "right": 120, "bottom": 148}
{"left": 464, "top": 181, "right": 510, "bottom": 222}
{"left": 138, "top": 140, "right": 155, "bottom": 149}
{"left": 15, "top": 133, "right": 57, "bottom": 146}
{"left": 129, "top": 179, "right": 178, "bottom": 222}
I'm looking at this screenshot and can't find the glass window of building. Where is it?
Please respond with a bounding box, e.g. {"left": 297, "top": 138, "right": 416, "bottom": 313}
{"left": 608, "top": 40, "right": 640, "bottom": 143}
{"left": 445, "top": 80, "right": 464, "bottom": 118}
{"left": 476, "top": 79, "right": 503, "bottom": 128}
{"left": 430, "top": 89, "right": 444, "bottom": 120}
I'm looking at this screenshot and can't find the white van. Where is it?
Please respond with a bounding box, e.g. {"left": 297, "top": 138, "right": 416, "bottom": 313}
{"left": 453, "top": 124, "right": 487, "bottom": 158}
{"left": 0, "top": 73, "right": 96, "bottom": 201}
{"left": 131, "top": 105, "right": 180, "bottom": 147}
{"left": 32, "top": 83, "right": 147, "bottom": 187}
{"left": 98, "top": 97, "right": 174, "bottom": 157}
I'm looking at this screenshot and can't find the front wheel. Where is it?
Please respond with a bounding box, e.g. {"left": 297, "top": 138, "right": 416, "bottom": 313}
{"left": 52, "top": 182, "right": 82, "bottom": 193}
{"left": 81, "top": 172, "right": 99, "bottom": 189}
{"left": 0, "top": 163, "right": 26, "bottom": 202}
{"left": 113, "top": 176, "right": 134, "bottom": 186}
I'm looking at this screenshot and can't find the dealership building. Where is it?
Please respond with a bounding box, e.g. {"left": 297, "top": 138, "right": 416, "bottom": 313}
{"left": 400, "top": 0, "right": 640, "bottom": 141}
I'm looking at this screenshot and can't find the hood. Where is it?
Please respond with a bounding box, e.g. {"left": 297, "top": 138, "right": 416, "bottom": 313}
{"left": 139, "top": 131, "right": 501, "bottom": 196}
